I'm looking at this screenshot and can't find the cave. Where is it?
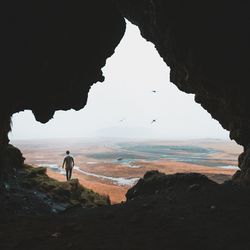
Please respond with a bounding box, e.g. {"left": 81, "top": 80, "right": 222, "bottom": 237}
{"left": 1, "top": 0, "right": 250, "bottom": 175}
{"left": 2, "top": 1, "right": 250, "bottom": 249}
{"left": 9, "top": 20, "right": 229, "bottom": 141}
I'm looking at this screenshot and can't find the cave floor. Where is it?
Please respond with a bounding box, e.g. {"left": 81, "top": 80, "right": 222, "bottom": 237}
{"left": 1, "top": 176, "right": 250, "bottom": 250}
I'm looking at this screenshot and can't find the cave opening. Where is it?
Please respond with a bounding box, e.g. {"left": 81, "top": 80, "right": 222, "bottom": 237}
{"left": 10, "top": 21, "right": 229, "bottom": 141}
{"left": 2, "top": 2, "right": 250, "bottom": 248}
{"left": 7, "top": 21, "right": 242, "bottom": 204}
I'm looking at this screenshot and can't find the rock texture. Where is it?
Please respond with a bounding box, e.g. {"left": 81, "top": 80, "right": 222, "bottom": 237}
{"left": 3, "top": 170, "right": 250, "bottom": 249}
{"left": 0, "top": 144, "right": 24, "bottom": 190}
{"left": 0, "top": 0, "right": 125, "bottom": 141}
{"left": 117, "top": 1, "right": 250, "bottom": 146}
{"left": 0, "top": 163, "right": 110, "bottom": 216}
{"left": 126, "top": 170, "right": 217, "bottom": 200}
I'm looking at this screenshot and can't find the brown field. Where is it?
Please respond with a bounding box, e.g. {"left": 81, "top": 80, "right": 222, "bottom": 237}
{"left": 11, "top": 138, "right": 243, "bottom": 203}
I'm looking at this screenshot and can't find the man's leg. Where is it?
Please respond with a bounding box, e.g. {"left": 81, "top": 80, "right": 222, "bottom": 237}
{"left": 66, "top": 169, "right": 69, "bottom": 181}
{"left": 69, "top": 168, "right": 72, "bottom": 180}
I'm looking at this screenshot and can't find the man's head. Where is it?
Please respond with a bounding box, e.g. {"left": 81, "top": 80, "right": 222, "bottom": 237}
{"left": 66, "top": 150, "right": 70, "bottom": 155}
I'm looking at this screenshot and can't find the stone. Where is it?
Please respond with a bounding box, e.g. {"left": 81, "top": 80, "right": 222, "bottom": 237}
{"left": 187, "top": 184, "right": 201, "bottom": 192}
{"left": 126, "top": 171, "right": 217, "bottom": 201}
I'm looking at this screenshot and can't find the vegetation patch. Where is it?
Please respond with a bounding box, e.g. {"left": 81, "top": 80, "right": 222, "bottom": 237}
{"left": 20, "top": 165, "right": 111, "bottom": 208}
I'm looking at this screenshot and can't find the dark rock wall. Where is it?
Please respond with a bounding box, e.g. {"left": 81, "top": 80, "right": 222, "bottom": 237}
{"left": 116, "top": 0, "right": 250, "bottom": 148}
{"left": 0, "top": 0, "right": 125, "bottom": 178}
{"left": 0, "top": 0, "right": 125, "bottom": 133}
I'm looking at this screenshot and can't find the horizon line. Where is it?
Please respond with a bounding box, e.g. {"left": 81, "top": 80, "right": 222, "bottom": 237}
{"left": 10, "top": 136, "right": 232, "bottom": 142}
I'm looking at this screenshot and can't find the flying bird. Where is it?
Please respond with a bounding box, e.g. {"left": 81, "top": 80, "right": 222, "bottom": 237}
{"left": 152, "top": 90, "right": 157, "bottom": 93}
{"left": 119, "top": 118, "right": 126, "bottom": 122}
{"left": 151, "top": 119, "right": 156, "bottom": 124}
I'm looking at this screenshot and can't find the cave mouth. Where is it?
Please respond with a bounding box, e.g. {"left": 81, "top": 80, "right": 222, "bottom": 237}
{"left": 2, "top": 3, "right": 250, "bottom": 249}
{"left": 10, "top": 20, "right": 230, "bottom": 141}
{"left": 7, "top": 21, "right": 242, "bottom": 204}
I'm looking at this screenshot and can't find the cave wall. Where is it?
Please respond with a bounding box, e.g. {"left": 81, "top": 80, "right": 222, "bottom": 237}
{"left": 0, "top": 0, "right": 125, "bottom": 132}
{"left": 116, "top": 0, "right": 250, "bottom": 149}
{"left": 1, "top": 0, "right": 250, "bottom": 176}
{"left": 0, "top": 0, "right": 125, "bottom": 179}
{"left": 116, "top": 0, "right": 250, "bottom": 175}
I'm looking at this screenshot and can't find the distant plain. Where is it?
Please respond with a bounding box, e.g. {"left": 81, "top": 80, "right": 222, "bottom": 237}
{"left": 11, "top": 138, "right": 242, "bottom": 203}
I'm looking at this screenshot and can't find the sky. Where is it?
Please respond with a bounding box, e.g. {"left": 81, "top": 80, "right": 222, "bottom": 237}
{"left": 9, "top": 21, "right": 229, "bottom": 141}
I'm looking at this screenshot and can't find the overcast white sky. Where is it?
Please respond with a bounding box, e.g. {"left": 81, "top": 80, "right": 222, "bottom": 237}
{"left": 9, "top": 21, "right": 229, "bottom": 141}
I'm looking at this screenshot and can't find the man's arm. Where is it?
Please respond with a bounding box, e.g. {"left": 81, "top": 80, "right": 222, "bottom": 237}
{"left": 62, "top": 158, "right": 65, "bottom": 169}
{"left": 72, "top": 157, "right": 75, "bottom": 167}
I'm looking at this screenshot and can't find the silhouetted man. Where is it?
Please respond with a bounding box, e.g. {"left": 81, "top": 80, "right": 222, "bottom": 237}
{"left": 62, "top": 150, "right": 75, "bottom": 181}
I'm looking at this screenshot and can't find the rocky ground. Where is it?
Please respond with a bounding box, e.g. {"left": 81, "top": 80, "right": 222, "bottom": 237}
{"left": 1, "top": 166, "right": 250, "bottom": 249}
